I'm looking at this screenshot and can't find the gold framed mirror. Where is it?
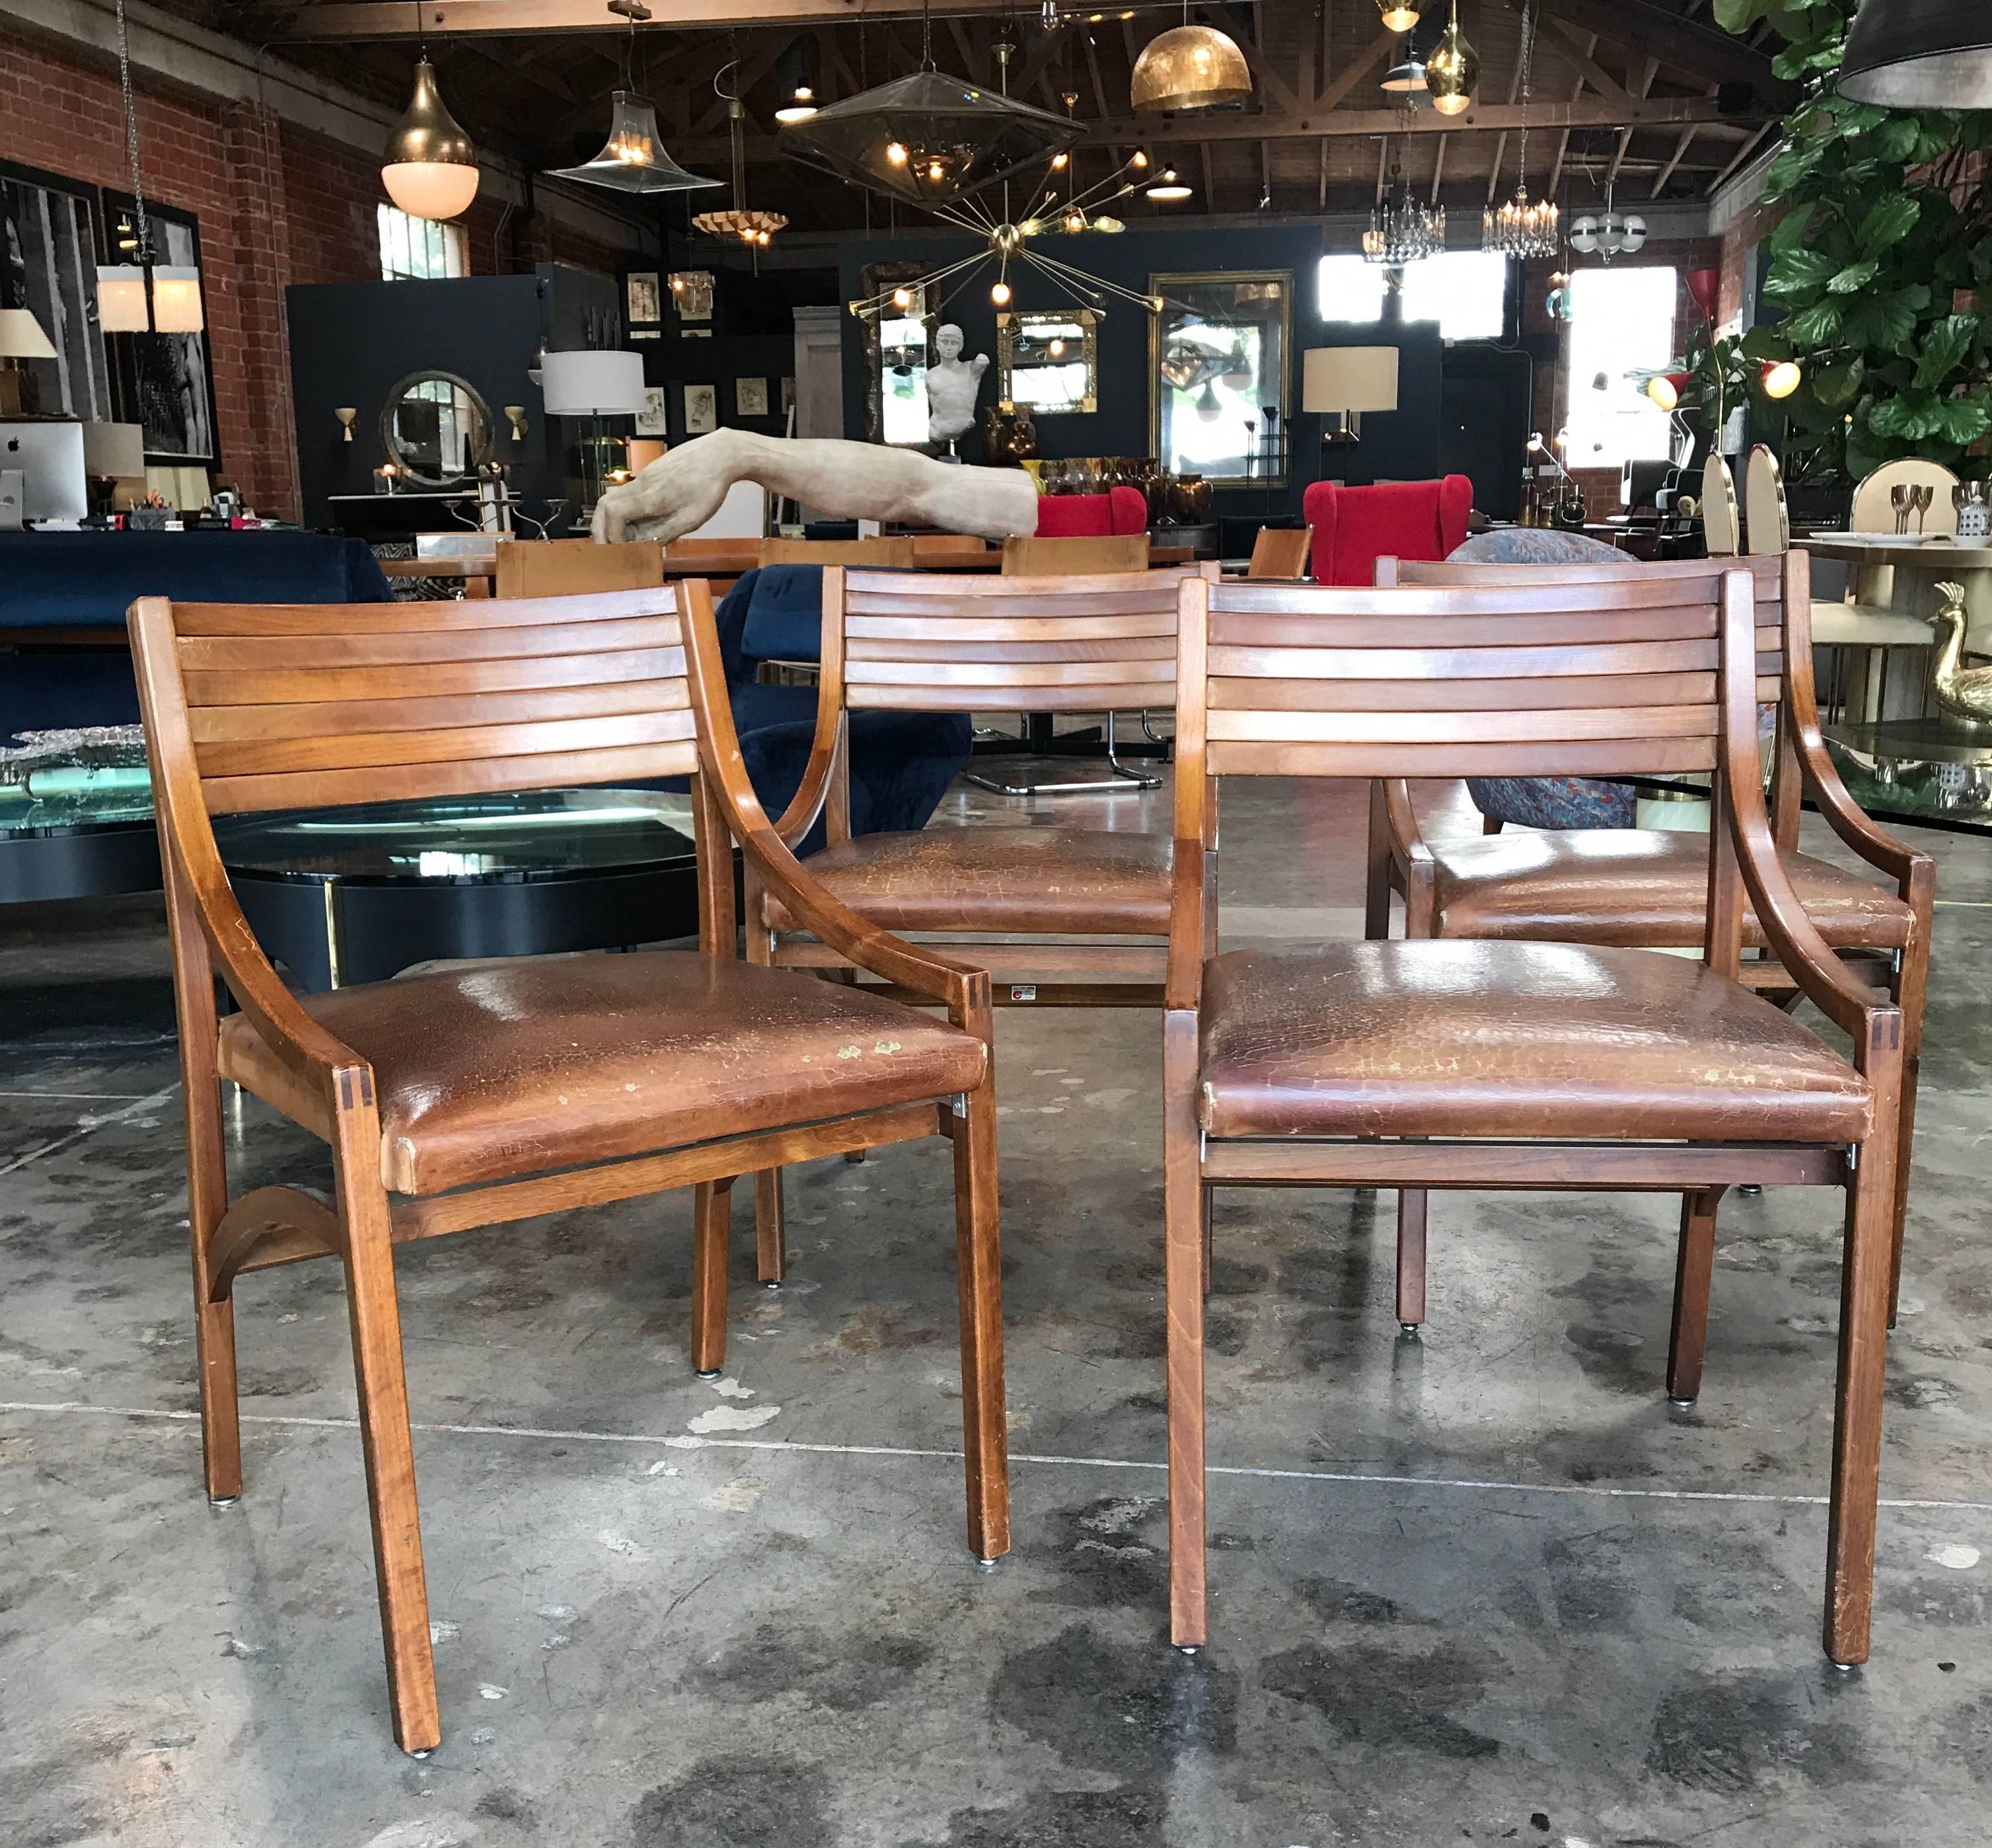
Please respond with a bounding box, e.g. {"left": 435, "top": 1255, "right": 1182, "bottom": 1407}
{"left": 1148, "top": 271, "right": 1291, "bottom": 486}
{"left": 856, "top": 263, "right": 936, "bottom": 448}
{"left": 379, "top": 370, "right": 492, "bottom": 488}
{"left": 997, "top": 309, "right": 1099, "bottom": 416}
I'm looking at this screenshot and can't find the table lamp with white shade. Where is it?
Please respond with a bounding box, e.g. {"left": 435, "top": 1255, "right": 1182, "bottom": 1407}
{"left": 0, "top": 309, "right": 57, "bottom": 416}
{"left": 1302, "top": 346, "right": 1400, "bottom": 451}
{"left": 540, "top": 350, "right": 647, "bottom": 526}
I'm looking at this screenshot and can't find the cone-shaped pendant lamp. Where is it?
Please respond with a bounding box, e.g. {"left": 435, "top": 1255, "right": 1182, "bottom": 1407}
{"left": 548, "top": 92, "right": 722, "bottom": 195}
{"left": 1839, "top": 0, "right": 1992, "bottom": 108}
{"left": 383, "top": 57, "right": 480, "bottom": 221}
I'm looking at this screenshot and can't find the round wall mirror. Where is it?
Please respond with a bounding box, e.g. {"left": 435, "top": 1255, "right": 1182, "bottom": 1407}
{"left": 380, "top": 371, "right": 492, "bottom": 487}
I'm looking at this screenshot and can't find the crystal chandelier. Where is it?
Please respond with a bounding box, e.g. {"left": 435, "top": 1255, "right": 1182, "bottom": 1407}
{"left": 1364, "top": 139, "right": 1445, "bottom": 266}
{"left": 1483, "top": 0, "right": 1558, "bottom": 260}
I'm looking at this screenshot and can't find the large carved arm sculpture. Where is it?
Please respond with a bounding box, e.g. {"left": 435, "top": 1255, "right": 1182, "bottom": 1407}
{"left": 593, "top": 429, "right": 1039, "bottom": 544}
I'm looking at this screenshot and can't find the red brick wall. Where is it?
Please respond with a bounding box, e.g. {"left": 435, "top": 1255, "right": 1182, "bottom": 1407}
{"left": 1, "top": 21, "right": 639, "bottom": 519}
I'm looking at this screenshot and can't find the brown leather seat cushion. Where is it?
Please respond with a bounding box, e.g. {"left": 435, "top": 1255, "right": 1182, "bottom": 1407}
{"left": 1428, "top": 829, "right": 1913, "bottom": 950}
{"left": 218, "top": 952, "right": 986, "bottom": 1195}
{"left": 762, "top": 827, "right": 1173, "bottom": 934}
{"left": 1197, "top": 940, "right": 1870, "bottom": 1142}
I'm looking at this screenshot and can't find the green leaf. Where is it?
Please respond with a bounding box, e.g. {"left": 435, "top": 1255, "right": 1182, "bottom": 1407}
{"left": 1711, "top": 0, "right": 1775, "bottom": 30}
{"left": 1767, "top": 205, "right": 1817, "bottom": 256}
{"left": 1740, "top": 324, "right": 1795, "bottom": 363}
{"left": 1763, "top": 247, "right": 1839, "bottom": 299}
{"left": 1827, "top": 260, "right": 1879, "bottom": 293}
{"left": 1936, "top": 397, "right": 1992, "bottom": 446}
{"left": 1782, "top": 299, "right": 1846, "bottom": 346}
{"left": 1855, "top": 194, "right": 1921, "bottom": 251}
{"left": 1913, "top": 314, "right": 1979, "bottom": 390}
{"left": 1812, "top": 357, "right": 1864, "bottom": 408}
{"left": 1870, "top": 390, "right": 1942, "bottom": 440}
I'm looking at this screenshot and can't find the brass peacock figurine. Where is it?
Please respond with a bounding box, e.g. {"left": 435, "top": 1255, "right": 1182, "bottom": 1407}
{"left": 1927, "top": 581, "right": 1992, "bottom": 727}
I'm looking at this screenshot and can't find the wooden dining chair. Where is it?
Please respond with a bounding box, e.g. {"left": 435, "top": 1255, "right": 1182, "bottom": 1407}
{"left": 740, "top": 563, "right": 1212, "bottom": 1284}
{"left": 128, "top": 582, "right": 1007, "bottom": 1756}
{"left": 1366, "top": 550, "right": 1931, "bottom": 1341}
{"left": 1166, "top": 567, "right": 1905, "bottom": 1670}
{"left": 493, "top": 537, "right": 663, "bottom": 598}
{"left": 1000, "top": 533, "right": 1148, "bottom": 575}
{"left": 1243, "top": 523, "right": 1313, "bottom": 579}
{"left": 758, "top": 536, "right": 919, "bottom": 568}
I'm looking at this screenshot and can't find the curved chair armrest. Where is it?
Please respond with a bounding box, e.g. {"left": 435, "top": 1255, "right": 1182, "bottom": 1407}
{"left": 1792, "top": 717, "right": 1933, "bottom": 897}
{"left": 128, "top": 597, "right": 365, "bottom": 1099}
{"left": 1376, "top": 778, "right": 1434, "bottom": 873}
{"left": 1720, "top": 576, "right": 1894, "bottom": 1039}
{"left": 679, "top": 581, "right": 988, "bottom": 1027}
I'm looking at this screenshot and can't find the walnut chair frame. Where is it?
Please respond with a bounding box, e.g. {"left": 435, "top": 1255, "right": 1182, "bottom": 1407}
{"left": 1365, "top": 552, "right": 1932, "bottom": 1353}
{"left": 129, "top": 583, "right": 1008, "bottom": 1756}
{"left": 739, "top": 564, "right": 1212, "bottom": 1288}
{"left": 1166, "top": 569, "right": 1903, "bottom": 1668}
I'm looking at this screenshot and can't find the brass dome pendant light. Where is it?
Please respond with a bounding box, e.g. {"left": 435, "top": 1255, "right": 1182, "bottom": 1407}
{"left": 381, "top": 1, "right": 478, "bottom": 221}
{"left": 1424, "top": 0, "right": 1479, "bottom": 116}
{"left": 1130, "top": 0, "right": 1253, "bottom": 114}
{"left": 1378, "top": 0, "right": 1422, "bottom": 31}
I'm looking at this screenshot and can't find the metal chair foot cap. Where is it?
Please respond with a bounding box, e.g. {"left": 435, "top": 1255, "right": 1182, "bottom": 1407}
{"left": 207, "top": 1495, "right": 240, "bottom": 1508}
{"left": 977, "top": 1556, "right": 1000, "bottom": 1571}
{"left": 1737, "top": 1184, "right": 1763, "bottom": 1196}
{"left": 1177, "top": 1645, "right": 1199, "bottom": 1655}
{"left": 694, "top": 1368, "right": 723, "bottom": 1380}
{"left": 761, "top": 1280, "right": 782, "bottom": 1290}
{"left": 1831, "top": 1660, "right": 1859, "bottom": 1674}
{"left": 1399, "top": 1322, "right": 1421, "bottom": 1335}
{"left": 408, "top": 1748, "right": 435, "bottom": 1759}
{"left": 1668, "top": 1395, "right": 1697, "bottom": 1409}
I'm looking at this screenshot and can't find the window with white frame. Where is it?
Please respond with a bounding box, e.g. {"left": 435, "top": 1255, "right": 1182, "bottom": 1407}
{"left": 1562, "top": 266, "right": 1678, "bottom": 470}
{"left": 378, "top": 204, "right": 468, "bottom": 281}
{"left": 1318, "top": 251, "right": 1511, "bottom": 342}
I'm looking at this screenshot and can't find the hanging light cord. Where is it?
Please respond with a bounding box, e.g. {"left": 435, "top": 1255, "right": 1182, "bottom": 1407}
{"left": 114, "top": 0, "right": 150, "bottom": 262}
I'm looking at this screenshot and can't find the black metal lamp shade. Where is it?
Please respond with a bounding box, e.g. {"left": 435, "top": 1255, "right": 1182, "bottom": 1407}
{"left": 780, "top": 70, "right": 1082, "bottom": 207}
{"left": 1839, "top": 0, "right": 1992, "bottom": 108}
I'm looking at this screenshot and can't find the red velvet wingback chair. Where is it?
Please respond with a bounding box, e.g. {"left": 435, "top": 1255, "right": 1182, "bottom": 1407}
{"left": 1303, "top": 476, "right": 1473, "bottom": 586}
{"left": 1035, "top": 486, "right": 1150, "bottom": 538}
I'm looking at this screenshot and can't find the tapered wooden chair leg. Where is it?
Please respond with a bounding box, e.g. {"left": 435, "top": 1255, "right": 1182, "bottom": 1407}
{"left": 1887, "top": 1063, "right": 1918, "bottom": 1327}
{"left": 691, "top": 1178, "right": 735, "bottom": 1377}
{"left": 1200, "top": 1184, "right": 1214, "bottom": 1298}
{"left": 1363, "top": 781, "right": 1394, "bottom": 942}
{"left": 1396, "top": 1190, "right": 1428, "bottom": 1331}
{"left": 194, "top": 1294, "right": 243, "bottom": 1502}
{"left": 336, "top": 1154, "right": 439, "bottom": 1756}
{"left": 951, "top": 1082, "right": 1009, "bottom": 1562}
{"left": 753, "top": 1169, "right": 786, "bottom": 1285}
{"left": 1163, "top": 1014, "right": 1208, "bottom": 1648}
{"left": 1668, "top": 1188, "right": 1724, "bottom": 1405}
{"left": 1825, "top": 1135, "right": 1898, "bottom": 1666}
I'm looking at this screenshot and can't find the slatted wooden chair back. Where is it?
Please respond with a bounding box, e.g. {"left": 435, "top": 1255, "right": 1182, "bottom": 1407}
{"left": 1245, "top": 525, "right": 1313, "bottom": 579}
{"left": 1177, "top": 568, "right": 1765, "bottom": 965}
{"left": 131, "top": 588, "right": 704, "bottom": 819}
{"left": 1745, "top": 445, "right": 1790, "bottom": 558}
{"left": 1000, "top": 534, "right": 1148, "bottom": 575}
{"left": 494, "top": 538, "right": 663, "bottom": 599}
{"left": 758, "top": 536, "right": 918, "bottom": 568}
{"left": 827, "top": 564, "right": 1207, "bottom": 718}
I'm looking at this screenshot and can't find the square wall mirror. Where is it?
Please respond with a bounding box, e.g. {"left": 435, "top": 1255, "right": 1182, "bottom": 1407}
{"left": 998, "top": 309, "right": 1097, "bottom": 415}
{"left": 1149, "top": 271, "right": 1291, "bottom": 485}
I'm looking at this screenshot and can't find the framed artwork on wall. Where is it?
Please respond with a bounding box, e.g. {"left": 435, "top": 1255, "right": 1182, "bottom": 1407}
{"left": 735, "top": 376, "right": 768, "bottom": 418}
{"left": 0, "top": 159, "right": 115, "bottom": 422}
{"left": 682, "top": 382, "right": 717, "bottom": 435}
{"left": 636, "top": 385, "right": 667, "bottom": 437}
{"left": 100, "top": 192, "right": 220, "bottom": 466}
{"left": 626, "top": 270, "right": 661, "bottom": 326}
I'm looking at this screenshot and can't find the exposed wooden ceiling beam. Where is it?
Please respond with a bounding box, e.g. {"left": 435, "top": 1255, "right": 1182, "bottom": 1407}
{"left": 1531, "top": 0, "right": 1798, "bottom": 106}
{"left": 285, "top": 0, "right": 1003, "bottom": 40}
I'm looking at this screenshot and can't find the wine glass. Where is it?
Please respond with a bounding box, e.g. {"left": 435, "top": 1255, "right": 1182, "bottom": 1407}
{"left": 1915, "top": 484, "right": 1934, "bottom": 533}
{"left": 1891, "top": 484, "right": 1911, "bottom": 534}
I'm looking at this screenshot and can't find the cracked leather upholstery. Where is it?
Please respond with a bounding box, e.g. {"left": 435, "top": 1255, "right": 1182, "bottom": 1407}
{"left": 1196, "top": 940, "right": 1871, "bottom": 1142}
{"left": 218, "top": 952, "right": 986, "bottom": 1195}
{"left": 762, "top": 828, "right": 1174, "bottom": 935}
{"left": 1426, "top": 829, "right": 1914, "bottom": 951}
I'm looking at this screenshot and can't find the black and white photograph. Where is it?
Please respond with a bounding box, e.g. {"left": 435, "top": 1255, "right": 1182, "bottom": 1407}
{"left": 0, "top": 160, "right": 113, "bottom": 420}
{"left": 635, "top": 384, "right": 667, "bottom": 437}
{"left": 734, "top": 375, "right": 768, "bottom": 418}
{"left": 681, "top": 381, "right": 716, "bottom": 435}
{"left": 102, "top": 196, "right": 218, "bottom": 465}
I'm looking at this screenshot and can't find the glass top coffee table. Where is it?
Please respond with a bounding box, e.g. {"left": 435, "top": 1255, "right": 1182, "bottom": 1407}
{"left": 1820, "top": 716, "right": 1992, "bottom": 835}
{"left": 0, "top": 739, "right": 161, "bottom": 905}
{"left": 212, "top": 788, "right": 709, "bottom": 990}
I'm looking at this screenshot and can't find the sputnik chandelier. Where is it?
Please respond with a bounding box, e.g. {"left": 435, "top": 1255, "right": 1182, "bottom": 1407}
{"left": 1483, "top": 0, "right": 1557, "bottom": 260}
{"left": 1364, "top": 136, "right": 1445, "bottom": 265}
{"left": 844, "top": 41, "right": 1179, "bottom": 326}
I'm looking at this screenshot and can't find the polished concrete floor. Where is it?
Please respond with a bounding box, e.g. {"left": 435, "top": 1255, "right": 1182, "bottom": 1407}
{"left": 3, "top": 774, "right": 1991, "bottom": 1847}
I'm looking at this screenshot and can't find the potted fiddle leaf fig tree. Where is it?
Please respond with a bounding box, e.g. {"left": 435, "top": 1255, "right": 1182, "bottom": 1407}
{"left": 1711, "top": 0, "right": 1992, "bottom": 485}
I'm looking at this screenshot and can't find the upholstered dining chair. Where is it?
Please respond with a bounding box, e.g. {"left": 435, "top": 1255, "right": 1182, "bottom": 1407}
{"left": 741, "top": 563, "right": 1213, "bottom": 1284}
{"left": 128, "top": 583, "right": 1008, "bottom": 1756}
{"left": 1165, "top": 568, "right": 1906, "bottom": 1672}
{"left": 1365, "top": 549, "right": 1931, "bottom": 1343}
